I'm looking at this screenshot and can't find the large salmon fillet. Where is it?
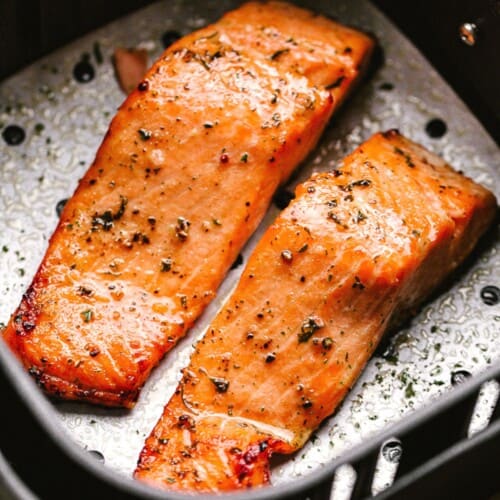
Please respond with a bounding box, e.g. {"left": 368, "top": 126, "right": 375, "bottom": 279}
{"left": 2, "top": 2, "right": 374, "bottom": 408}
{"left": 135, "top": 130, "right": 497, "bottom": 492}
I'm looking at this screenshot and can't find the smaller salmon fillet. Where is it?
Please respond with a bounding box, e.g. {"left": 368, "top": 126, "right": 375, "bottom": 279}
{"left": 2, "top": 2, "right": 374, "bottom": 408}
{"left": 135, "top": 130, "right": 497, "bottom": 492}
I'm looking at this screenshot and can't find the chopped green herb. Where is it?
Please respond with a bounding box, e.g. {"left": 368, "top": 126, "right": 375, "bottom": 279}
{"left": 91, "top": 195, "right": 128, "bottom": 232}
{"left": 180, "top": 295, "right": 188, "bottom": 308}
{"left": 322, "top": 337, "right": 334, "bottom": 350}
{"left": 298, "top": 316, "right": 324, "bottom": 343}
{"left": 81, "top": 309, "right": 94, "bottom": 323}
{"left": 405, "top": 382, "right": 416, "bottom": 398}
{"left": 93, "top": 42, "right": 103, "bottom": 64}
{"left": 34, "top": 123, "right": 45, "bottom": 135}
{"left": 354, "top": 210, "right": 367, "bottom": 223}
{"left": 240, "top": 152, "right": 249, "bottom": 163}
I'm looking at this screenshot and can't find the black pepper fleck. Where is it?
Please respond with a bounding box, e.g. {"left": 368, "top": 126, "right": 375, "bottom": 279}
{"left": 265, "top": 353, "right": 276, "bottom": 363}
{"left": 210, "top": 376, "right": 230, "bottom": 393}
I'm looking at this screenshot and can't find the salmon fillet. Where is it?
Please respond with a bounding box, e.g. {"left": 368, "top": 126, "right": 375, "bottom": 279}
{"left": 2, "top": 2, "right": 374, "bottom": 407}
{"left": 134, "top": 130, "right": 497, "bottom": 492}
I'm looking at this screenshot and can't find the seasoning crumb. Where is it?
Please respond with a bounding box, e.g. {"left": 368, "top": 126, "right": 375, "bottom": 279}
{"left": 81, "top": 309, "right": 94, "bottom": 323}
{"left": 138, "top": 128, "right": 152, "bottom": 141}
{"left": 265, "top": 353, "right": 276, "bottom": 363}
{"left": 281, "top": 249, "right": 293, "bottom": 263}
{"left": 209, "top": 376, "right": 230, "bottom": 393}
{"left": 175, "top": 217, "right": 190, "bottom": 240}
{"left": 161, "top": 258, "right": 172, "bottom": 272}
{"left": 298, "top": 316, "right": 325, "bottom": 343}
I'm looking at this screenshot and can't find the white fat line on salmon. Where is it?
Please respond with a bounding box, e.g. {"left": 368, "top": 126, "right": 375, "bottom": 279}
{"left": 197, "top": 412, "right": 295, "bottom": 444}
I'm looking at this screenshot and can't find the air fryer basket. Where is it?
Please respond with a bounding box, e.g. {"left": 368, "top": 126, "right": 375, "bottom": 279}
{"left": 0, "top": 1, "right": 499, "bottom": 499}
{"left": 2, "top": 342, "right": 500, "bottom": 499}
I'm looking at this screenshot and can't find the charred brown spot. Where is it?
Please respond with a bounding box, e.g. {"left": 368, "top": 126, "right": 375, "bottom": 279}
{"left": 28, "top": 365, "right": 43, "bottom": 382}
{"left": 14, "top": 288, "right": 40, "bottom": 336}
{"left": 232, "top": 439, "right": 274, "bottom": 485}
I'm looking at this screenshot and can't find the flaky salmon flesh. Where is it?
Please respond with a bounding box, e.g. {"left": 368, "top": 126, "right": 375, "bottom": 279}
{"left": 2, "top": 2, "right": 374, "bottom": 407}
{"left": 134, "top": 130, "right": 497, "bottom": 492}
